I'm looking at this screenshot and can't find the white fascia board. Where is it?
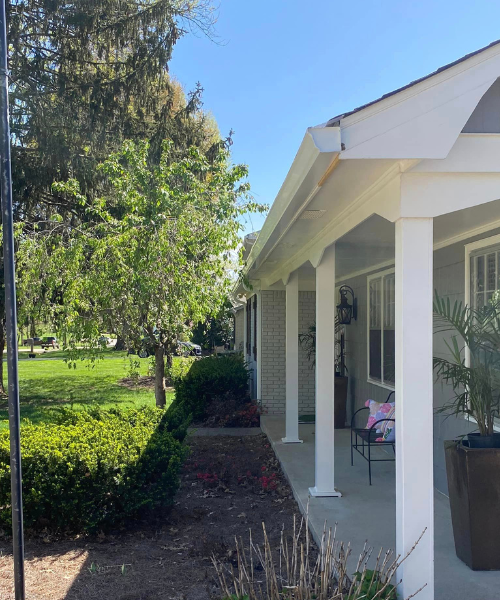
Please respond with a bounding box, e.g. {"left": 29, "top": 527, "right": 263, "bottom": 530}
{"left": 242, "top": 126, "right": 341, "bottom": 275}
{"left": 409, "top": 133, "right": 500, "bottom": 173}
{"left": 340, "top": 44, "right": 500, "bottom": 160}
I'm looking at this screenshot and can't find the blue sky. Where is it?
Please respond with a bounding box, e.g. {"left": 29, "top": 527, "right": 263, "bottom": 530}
{"left": 170, "top": 1, "right": 500, "bottom": 236}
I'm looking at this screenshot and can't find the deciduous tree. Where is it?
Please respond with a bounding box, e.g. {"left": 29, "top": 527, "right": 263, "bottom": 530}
{"left": 18, "top": 139, "right": 265, "bottom": 406}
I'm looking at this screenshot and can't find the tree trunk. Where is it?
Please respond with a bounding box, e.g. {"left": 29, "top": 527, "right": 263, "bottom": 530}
{"left": 155, "top": 345, "right": 166, "bottom": 407}
{"left": 114, "top": 335, "right": 126, "bottom": 351}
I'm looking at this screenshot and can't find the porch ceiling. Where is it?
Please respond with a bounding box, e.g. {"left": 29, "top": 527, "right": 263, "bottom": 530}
{"left": 252, "top": 159, "right": 395, "bottom": 274}
{"left": 260, "top": 196, "right": 500, "bottom": 290}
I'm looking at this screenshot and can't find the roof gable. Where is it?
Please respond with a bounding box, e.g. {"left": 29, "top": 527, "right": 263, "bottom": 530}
{"left": 337, "top": 42, "right": 500, "bottom": 159}
{"left": 327, "top": 39, "right": 500, "bottom": 125}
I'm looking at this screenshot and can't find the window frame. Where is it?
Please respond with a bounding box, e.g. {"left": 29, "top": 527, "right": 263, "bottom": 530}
{"left": 464, "top": 234, "right": 500, "bottom": 431}
{"left": 465, "top": 233, "right": 500, "bottom": 368}
{"left": 366, "top": 268, "right": 396, "bottom": 391}
{"left": 465, "top": 233, "right": 500, "bottom": 312}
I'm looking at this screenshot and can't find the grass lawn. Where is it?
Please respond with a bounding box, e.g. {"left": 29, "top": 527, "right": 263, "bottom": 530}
{"left": 0, "top": 351, "right": 174, "bottom": 428}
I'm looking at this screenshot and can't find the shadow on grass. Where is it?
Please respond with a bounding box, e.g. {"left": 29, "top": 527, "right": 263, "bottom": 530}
{"left": 0, "top": 380, "right": 171, "bottom": 426}
{"left": 0, "top": 357, "right": 174, "bottom": 426}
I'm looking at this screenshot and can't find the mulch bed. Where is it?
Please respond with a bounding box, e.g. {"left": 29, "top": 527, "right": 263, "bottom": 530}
{"left": 0, "top": 434, "right": 306, "bottom": 600}
{"left": 118, "top": 375, "right": 174, "bottom": 392}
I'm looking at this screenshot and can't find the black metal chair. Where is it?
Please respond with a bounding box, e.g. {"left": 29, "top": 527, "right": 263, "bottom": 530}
{"left": 350, "top": 391, "right": 395, "bottom": 485}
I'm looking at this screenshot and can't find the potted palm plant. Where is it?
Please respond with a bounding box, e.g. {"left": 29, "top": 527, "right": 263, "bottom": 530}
{"left": 433, "top": 292, "right": 500, "bottom": 569}
{"left": 298, "top": 321, "right": 348, "bottom": 428}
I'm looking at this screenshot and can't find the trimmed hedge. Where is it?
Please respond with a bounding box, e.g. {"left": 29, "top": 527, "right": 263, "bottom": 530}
{"left": 0, "top": 406, "right": 188, "bottom": 533}
{"left": 173, "top": 354, "right": 250, "bottom": 419}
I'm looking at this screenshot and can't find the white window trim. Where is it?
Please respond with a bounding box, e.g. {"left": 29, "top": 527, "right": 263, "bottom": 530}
{"left": 464, "top": 233, "right": 500, "bottom": 432}
{"left": 464, "top": 233, "right": 500, "bottom": 366}
{"left": 367, "top": 268, "right": 395, "bottom": 391}
{"left": 464, "top": 233, "right": 500, "bottom": 306}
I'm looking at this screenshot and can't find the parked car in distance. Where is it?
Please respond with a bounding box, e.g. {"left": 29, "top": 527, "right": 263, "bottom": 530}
{"left": 127, "top": 335, "right": 155, "bottom": 359}
{"left": 41, "top": 336, "right": 59, "bottom": 349}
{"left": 177, "top": 341, "right": 202, "bottom": 357}
{"left": 98, "top": 335, "right": 111, "bottom": 346}
{"left": 23, "top": 336, "right": 41, "bottom": 346}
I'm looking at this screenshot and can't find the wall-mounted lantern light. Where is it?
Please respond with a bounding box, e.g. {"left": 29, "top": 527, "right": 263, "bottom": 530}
{"left": 337, "top": 285, "right": 357, "bottom": 325}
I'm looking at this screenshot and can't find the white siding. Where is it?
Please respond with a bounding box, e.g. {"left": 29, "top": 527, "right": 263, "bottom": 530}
{"left": 344, "top": 228, "right": 500, "bottom": 495}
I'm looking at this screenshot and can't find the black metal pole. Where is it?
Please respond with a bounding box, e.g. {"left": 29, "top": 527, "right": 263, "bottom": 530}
{"left": 0, "top": 1, "right": 25, "bottom": 599}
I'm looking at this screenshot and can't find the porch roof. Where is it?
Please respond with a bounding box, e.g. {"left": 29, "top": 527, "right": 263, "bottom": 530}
{"left": 326, "top": 38, "right": 500, "bottom": 125}
{"left": 237, "top": 41, "right": 500, "bottom": 296}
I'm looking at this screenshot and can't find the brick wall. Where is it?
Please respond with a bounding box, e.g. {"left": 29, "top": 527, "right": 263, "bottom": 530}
{"left": 261, "top": 291, "right": 286, "bottom": 413}
{"left": 260, "top": 290, "right": 316, "bottom": 415}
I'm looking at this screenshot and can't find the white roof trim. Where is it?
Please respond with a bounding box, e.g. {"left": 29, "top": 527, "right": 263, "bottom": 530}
{"left": 243, "top": 126, "right": 341, "bottom": 273}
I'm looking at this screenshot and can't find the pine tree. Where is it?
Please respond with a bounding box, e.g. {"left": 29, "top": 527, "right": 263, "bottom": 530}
{"left": 8, "top": 0, "right": 218, "bottom": 223}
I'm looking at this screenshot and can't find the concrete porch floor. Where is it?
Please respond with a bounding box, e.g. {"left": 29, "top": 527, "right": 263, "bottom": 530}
{"left": 261, "top": 416, "right": 500, "bottom": 600}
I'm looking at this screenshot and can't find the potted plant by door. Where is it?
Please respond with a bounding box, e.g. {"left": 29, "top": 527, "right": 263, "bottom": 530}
{"left": 299, "top": 322, "right": 348, "bottom": 428}
{"left": 434, "top": 293, "right": 500, "bottom": 570}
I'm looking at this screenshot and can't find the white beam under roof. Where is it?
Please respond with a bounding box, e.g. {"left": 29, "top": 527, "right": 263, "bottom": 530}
{"left": 245, "top": 126, "right": 341, "bottom": 273}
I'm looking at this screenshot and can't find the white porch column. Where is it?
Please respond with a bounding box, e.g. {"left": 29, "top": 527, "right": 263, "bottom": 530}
{"left": 283, "top": 271, "right": 302, "bottom": 443}
{"left": 309, "top": 244, "right": 341, "bottom": 497}
{"left": 395, "top": 218, "right": 434, "bottom": 600}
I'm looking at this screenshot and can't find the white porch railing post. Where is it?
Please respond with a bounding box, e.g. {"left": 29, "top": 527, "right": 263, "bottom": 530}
{"left": 395, "top": 217, "right": 434, "bottom": 600}
{"left": 309, "top": 244, "right": 341, "bottom": 497}
{"left": 283, "top": 271, "right": 302, "bottom": 443}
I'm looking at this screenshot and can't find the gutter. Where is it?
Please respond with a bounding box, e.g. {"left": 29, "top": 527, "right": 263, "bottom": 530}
{"left": 242, "top": 126, "right": 342, "bottom": 278}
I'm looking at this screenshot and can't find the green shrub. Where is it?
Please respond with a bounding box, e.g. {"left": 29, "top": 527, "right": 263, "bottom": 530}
{"left": 167, "top": 356, "right": 197, "bottom": 384}
{"left": 173, "top": 354, "right": 249, "bottom": 419}
{"left": 0, "top": 406, "right": 187, "bottom": 533}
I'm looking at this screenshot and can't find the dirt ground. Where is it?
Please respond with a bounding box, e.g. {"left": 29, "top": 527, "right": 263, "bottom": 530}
{"left": 118, "top": 375, "right": 175, "bottom": 392}
{"left": 0, "top": 434, "right": 306, "bottom": 600}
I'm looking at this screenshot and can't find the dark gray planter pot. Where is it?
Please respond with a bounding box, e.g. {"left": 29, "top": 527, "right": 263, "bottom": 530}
{"left": 445, "top": 440, "right": 500, "bottom": 570}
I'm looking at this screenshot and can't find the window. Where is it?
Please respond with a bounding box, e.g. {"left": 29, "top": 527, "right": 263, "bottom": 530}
{"left": 467, "top": 237, "right": 500, "bottom": 310}
{"left": 465, "top": 235, "right": 500, "bottom": 432}
{"left": 367, "top": 270, "right": 395, "bottom": 387}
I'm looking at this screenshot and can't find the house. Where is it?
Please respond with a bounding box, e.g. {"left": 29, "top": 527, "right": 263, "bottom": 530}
{"left": 233, "top": 40, "right": 500, "bottom": 600}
